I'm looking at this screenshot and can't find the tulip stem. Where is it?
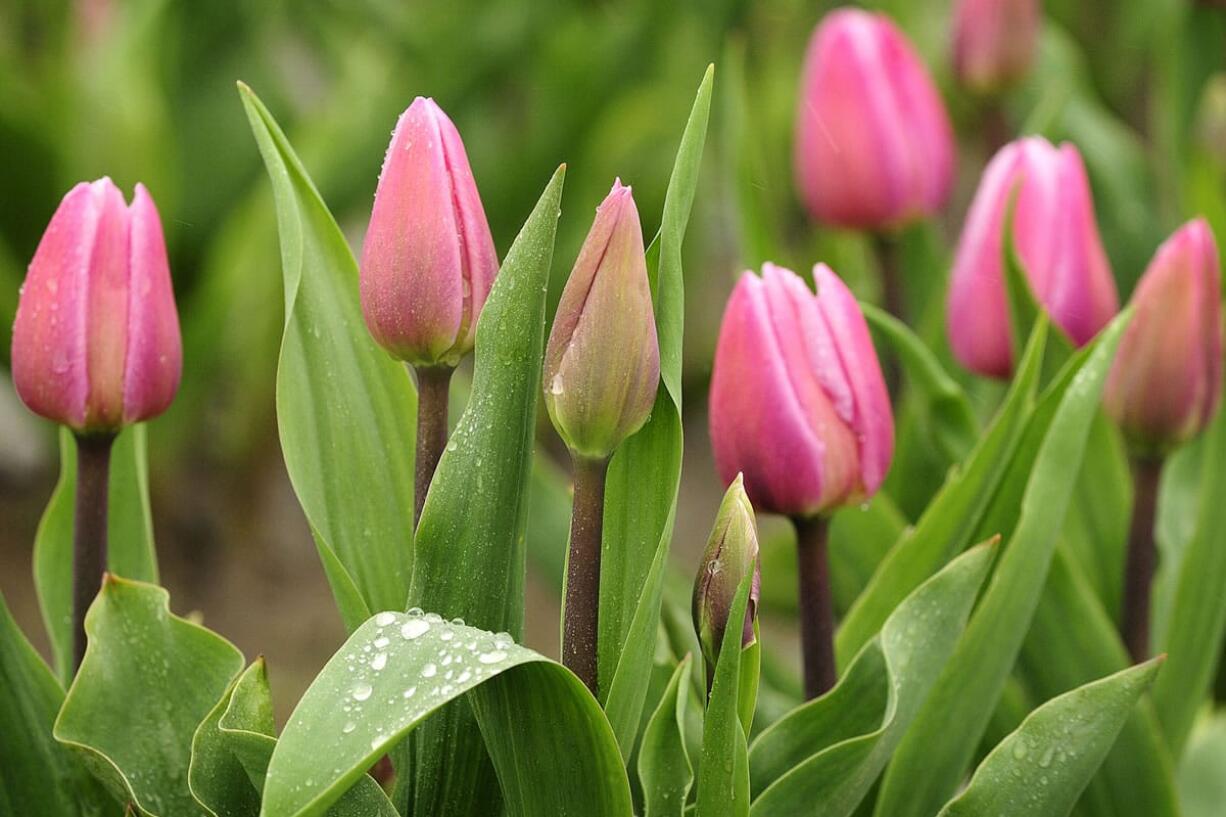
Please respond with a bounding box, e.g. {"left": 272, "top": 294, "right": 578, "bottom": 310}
{"left": 72, "top": 432, "right": 115, "bottom": 673}
{"left": 1122, "top": 456, "right": 1163, "bottom": 662}
{"left": 413, "top": 365, "right": 453, "bottom": 528}
{"left": 563, "top": 455, "right": 609, "bottom": 697}
{"left": 793, "top": 514, "right": 836, "bottom": 699}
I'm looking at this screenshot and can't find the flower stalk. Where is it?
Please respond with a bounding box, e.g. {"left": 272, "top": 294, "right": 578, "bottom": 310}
{"left": 562, "top": 456, "right": 609, "bottom": 695}
{"left": 792, "top": 514, "right": 836, "bottom": 698}
{"left": 413, "top": 366, "right": 453, "bottom": 526}
{"left": 1122, "top": 457, "right": 1162, "bottom": 662}
{"left": 72, "top": 432, "right": 115, "bottom": 671}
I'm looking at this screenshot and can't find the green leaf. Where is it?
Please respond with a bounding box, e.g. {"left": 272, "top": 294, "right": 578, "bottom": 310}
{"left": 860, "top": 302, "right": 978, "bottom": 464}
{"left": 188, "top": 671, "right": 262, "bottom": 817}
{"left": 0, "top": 589, "right": 112, "bottom": 817}
{"left": 1019, "top": 546, "right": 1179, "bottom": 817}
{"left": 748, "top": 542, "right": 995, "bottom": 817}
{"left": 836, "top": 318, "right": 1047, "bottom": 665}
{"left": 239, "top": 82, "right": 416, "bottom": 630}
{"left": 600, "top": 65, "right": 713, "bottom": 755}
{"left": 404, "top": 166, "right": 566, "bottom": 816}
{"left": 1178, "top": 713, "right": 1226, "bottom": 817}
{"left": 696, "top": 575, "right": 753, "bottom": 817}
{"left": 203, "top": 660, "right": 397, "bottom": 817}
{"left": 1003, "top": 227, "right": 1074, "bottom": 381}
{"left": 33, "top": 425, "right": 159, "bottom": 685}
{"left": 638, "top": 656, "right": 695, "bottom": 817}
{"left": 260, "top": 611, "right": 632, "bottom": 817}
{"left": 938, "top": 659, "right": 1164, "bottom": 817}
{"left": 1153, "top": 400, "right": 1226, "bottom": 756}
{"left": 54, "top": 576, "right": 245, "bottom": 817}
{"left": 874, "top": 309, "right": 1131, "bottom": 817}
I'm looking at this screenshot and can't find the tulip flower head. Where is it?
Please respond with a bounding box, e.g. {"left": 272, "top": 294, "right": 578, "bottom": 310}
{"left": 11, "top": 178, "right": 181, "bottom": 433}
{"left": 360, "top": 97, "right": 498, "bottom": 367}
{"left": 544, "top": 181, "right": 660, "bottom": 462}
{"left": 951, "top": 0, "right": 1039, "bottom": 94}
{"left": 693, "top": 474, "right": 761, "bottom": 671}
{"left": 709, "top": 263, "right": 894, "bottom": 518}
{"left": 947, "top": 137, "right": 1119, "bottom": 378}
{"left": 1105, "top": 219, "right": 1223, "bottom": 454}
{"left": 795, "top": 8, "right": 956, "bottom": 230}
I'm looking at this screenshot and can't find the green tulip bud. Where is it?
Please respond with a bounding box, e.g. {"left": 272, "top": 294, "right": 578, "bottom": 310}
{"left": 692, "top": 474, "right": 761, "bottom": 673}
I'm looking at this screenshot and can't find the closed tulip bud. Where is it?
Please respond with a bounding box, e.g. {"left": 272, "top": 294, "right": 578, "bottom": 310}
{"left": 693, "top": 474, "right": 761, "bottom": 671}
{"left": 709, "top": 263, "right": 894, "bottom": 518}
{"left": 544, "top": 181, "right": 659, "bottom": 461}
{"left": 795, "top": 8, "right": 956, "bottom": 230}
{"left": 947, "top": 137, "right": 1119, "bottom": 378}
{"left": 360, "top": 97, "right": 498, "bottom": 367}
{"left": 951, "top": 0, "right": 1039, "bottom": 94}
{"left": 1104, "top": 220, "right": 1223, "bottom": 454}
{"left": 11, "top": 178, "right": 181, "bottom": 433}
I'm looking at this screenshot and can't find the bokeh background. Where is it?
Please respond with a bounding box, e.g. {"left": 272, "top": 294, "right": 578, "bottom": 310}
{"left": 2, "top": 0, "right": 1225, "bottom": 717}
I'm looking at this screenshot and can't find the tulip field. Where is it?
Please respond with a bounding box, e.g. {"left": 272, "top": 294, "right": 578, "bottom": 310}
{"left": 3, "top": 1, "right": 1226, "bottom": 815}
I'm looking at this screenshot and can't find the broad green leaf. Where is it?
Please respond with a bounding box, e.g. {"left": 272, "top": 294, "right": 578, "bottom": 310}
{"left": 860, "top": 302, "right": 977, "bottom": 464}
{"left": 0, "top": 590, "right": 112, "bottom": 817}
{"left": 260, "top": 611, "right": 631, "bottom": 817}
{"left": 204, "top": 660, "right": 396, "bottom": 817}
{"left": 1178, "top": 713, "right": 1226, "bottom": 817}
{"left": 875, "top": 310, "right": 1130, "bottom": 817}
{"left": 601, "top": 66, "right": 713, "bottom": 756}
{"left": 836, "top": 318, "right": 1047, "bottom": 665}
{"left": 34, "top": 425, "right": 159, "bottom": 685}
{"left": 1153, "top": 400, "right": 1226, "bottom": 756}
{"left": 696, "top": 576, "right": 753, "bottom": 817}
{"left": 189, "top": 672, "right": 262, "bottom": 817}
{"left": 939, "top": 660, "right": 1163, "bottom": 817}
{"left": 638, "top": 656, "right": 695, "bottom": 817}
{"left": 54, "top": 576, "right": 245, "bottom": 817}
{"left": 239, "top": 82, "right": 416, "bottom": 630}
{"left": 1019, "top": 547, "right": 1179, "bottom": 817}
{"left": 405, "top": 166, "right": 565, "bottom": 817}
{"left": 748, "top": 542, "right": 995, "bottom": 817}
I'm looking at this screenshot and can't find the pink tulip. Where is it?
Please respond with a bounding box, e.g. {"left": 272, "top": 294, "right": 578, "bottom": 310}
{"left": 544, "top": 181, "right": 659, "bottom": 461}
{"left": 11, "top": 178, "right": 181, "bottom": 433}
{"left": 947, "top": 137, "right": 1120, "bottom": 378}
{"left": 360, "top": 97, "right": 498, "bottom": 367}
{"left": 794, "top": 8, "right": 956, "bottom": 230}
{"left": 709, "top": 263, "right": 894, "bottom": 517}
{"left": 951, "top": 0, "right": 1039, "bottom": 94}
{"left": 1105, "top": 219, "right": 1223, "bottom": 453}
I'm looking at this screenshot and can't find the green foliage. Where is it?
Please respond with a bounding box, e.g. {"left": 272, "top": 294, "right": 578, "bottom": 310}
{"left": 638, "top": 656, "right": 696, "bottom": 817}
{"left": 262, "top": 611, "right": 631, "bottom": 817}
{"left": 240, "top": 82, "right": 417, "bottom": 631}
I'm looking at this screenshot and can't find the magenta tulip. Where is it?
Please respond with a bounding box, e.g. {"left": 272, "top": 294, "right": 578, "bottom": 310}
{"left": 709, "top": 263, "right": 894, "bottom": 518}
{"left": 794, "top": 8, "right": 956, "bottom": 230}
{"left": 11, "top": 178, "right": 181, "bottom": 433}
{"left": 947, "top": 137, "right": 1119, "bottom": 378}
{"left": 544, "top": 180, "right": 659, "bottom": 462}
{"left": 1105, "top": 219, "right": 1223, "bottom": 453}
{"left": 951, "top": 0, "right": 1039, "bottom": 94}
{"left": 360, "top": 97, "right": 498, "bottom": 367}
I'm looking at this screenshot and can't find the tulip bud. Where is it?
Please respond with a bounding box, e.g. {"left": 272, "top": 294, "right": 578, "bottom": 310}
{"left": 544, "top": 181, "right": 659, "bottom": 461}
{"left": 11, "top": 178, "right": 182, "bottom": 433}
{"left": 693, "top": 474, "right": 761, "bottom": 671}
{"left": 709, "top": 263, "right": 894, "bottom": 517}
{"left": 1104, "top": 219, "right": 1223, "bottom": 454}
{"left": 360, "top": 97, "right": 498, "bottom": 367}
{"left": 794, "top": 8, "right": 956, "bottom": 230}
{"left": 947, "top": 137, "right": 1119, "bottom": 378}
{"left": 951, "top": 0, "right": 1039, "bottom": 95}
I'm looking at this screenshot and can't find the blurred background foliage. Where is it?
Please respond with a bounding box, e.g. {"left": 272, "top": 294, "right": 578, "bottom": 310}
{"left": 0, "top": 0, "right": 1224, "bottom": 717}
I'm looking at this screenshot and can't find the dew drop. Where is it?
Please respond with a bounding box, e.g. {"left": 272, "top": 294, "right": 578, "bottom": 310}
{"left": 374, "top": 612, "right": 396, "bottom": 626}
{"left": 403, "top": 686, "right": 417, "bottom": 699}
{"left": 478, "top": 650, "right": 507, "bottom": 664}
{"left": 371, "top": 652, "right": 388, "bottom": 671}
{"left": 401, "top": 619, "right": 430, "bottom": 640}
{"left": 421, "top": 663, "right": 438, "bottom": 678}
{"left": 352, "top": 682, "right": 373, "bottom": 702}
{"left": 342, "top": 721, "right": 356, "bottom": 734}
{"left": 373, "top": 636, "right": 390, "bottom": 649}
